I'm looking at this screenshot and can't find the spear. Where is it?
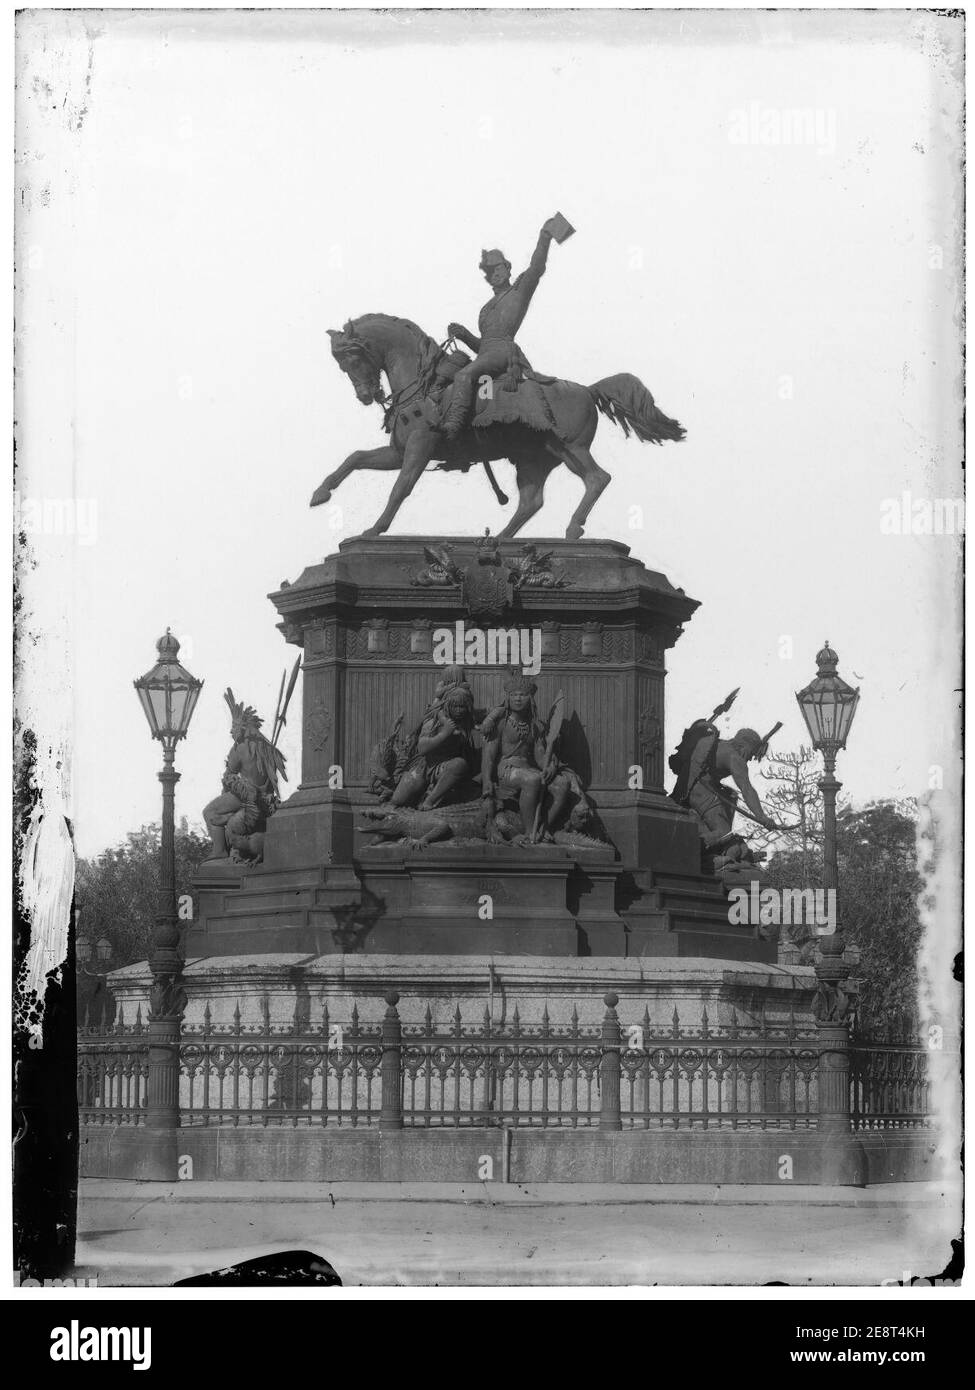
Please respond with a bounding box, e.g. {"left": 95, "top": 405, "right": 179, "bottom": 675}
{"left": 272, "top": 657, "right": 302, "bottom": 748}
{"left": 270, "top": 667, "right": 287, "bottom": 742}
{"left": 710, "top": 688, "right": 739, "bottom": 722}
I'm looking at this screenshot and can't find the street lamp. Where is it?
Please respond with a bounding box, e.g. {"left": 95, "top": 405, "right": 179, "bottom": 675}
{"left": 796, "top": 643, "right": 862, "bottom": 1176}
{"left": 795, "top": 641, "right": 860, "bottom": 918}
{"left": 133, "top": 629, "right": 202, "bottom": 1178}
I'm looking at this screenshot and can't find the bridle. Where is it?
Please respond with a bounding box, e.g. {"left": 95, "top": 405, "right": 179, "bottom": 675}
{"left": 380, "top": 336, "right": 458, "bottom": 431}
{"left": 334, "top": 321, "right": 456, "bottom": 431}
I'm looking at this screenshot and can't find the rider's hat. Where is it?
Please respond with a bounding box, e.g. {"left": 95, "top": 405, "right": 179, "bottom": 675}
{"left": 479, "top": 248, "right": 510, "bottom": 271}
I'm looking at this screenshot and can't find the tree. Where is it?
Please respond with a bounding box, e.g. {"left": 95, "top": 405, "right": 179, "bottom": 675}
{"left": 761, "top": 791, "right": 923, "bottom": 1034}
{"left": 75, "top": 819, "right": 211, "bottom": 967}
{"left": 751, "top": 745, "right": 831, "bottom": 878}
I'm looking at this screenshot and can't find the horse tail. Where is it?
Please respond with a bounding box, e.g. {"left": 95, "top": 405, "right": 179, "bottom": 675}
{"left": 589, "top": 373, "right": 686, "bottom": 444}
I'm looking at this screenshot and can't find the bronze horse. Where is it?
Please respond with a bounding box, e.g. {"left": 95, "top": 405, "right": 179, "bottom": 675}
{"left": 312, "top": 314, "right": 684, "bottom": 539}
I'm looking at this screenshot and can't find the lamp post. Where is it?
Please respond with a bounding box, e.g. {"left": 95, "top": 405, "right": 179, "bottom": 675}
{"left": 795, "top": 641, "right": 860, "bottom": 928}
{"left": 133, "top": 630, "right": 202, "bottom": 1178}
{"left": 77, "top": 934, "right": 115, "bottom": 1031}
{"left": 796, "top": 643, "right": 861, "bottom": 1175}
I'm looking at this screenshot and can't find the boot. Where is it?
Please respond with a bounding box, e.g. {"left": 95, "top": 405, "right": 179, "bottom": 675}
{"left": 442, "top": 375, "right": 475, "bottom": 440}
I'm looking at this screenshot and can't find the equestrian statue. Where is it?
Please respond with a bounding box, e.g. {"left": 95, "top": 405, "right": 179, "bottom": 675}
{"left": 311, "top": 214, "right": 685, "bottom": 541}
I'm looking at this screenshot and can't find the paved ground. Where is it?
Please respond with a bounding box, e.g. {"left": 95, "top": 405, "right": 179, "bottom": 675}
{"left": 76, "top": 1180, "right": 961, "bottom": 1287}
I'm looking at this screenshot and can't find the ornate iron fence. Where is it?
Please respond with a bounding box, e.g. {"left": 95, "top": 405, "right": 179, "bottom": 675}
{"left": 77, "top": 994, "right": 936, "bottom": 1134}
{"left": 849, "top": 1040, "right": 931, "bottom": 1131}
{"left": 176, "top": 994, "right": 829, "bottom": 1130}
{"left": 78, "top": 1009, "right": 149, "bottom": 1127}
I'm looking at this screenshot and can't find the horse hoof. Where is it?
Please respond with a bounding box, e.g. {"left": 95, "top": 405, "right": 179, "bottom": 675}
{"left": 565, "top": 524, "right": 584, "bottom": 541}
{"left": 361, "top": 525, "right": 383, "bottom": 538}
{"left": 310, "top": 485, "right": 332, "bottom": 507}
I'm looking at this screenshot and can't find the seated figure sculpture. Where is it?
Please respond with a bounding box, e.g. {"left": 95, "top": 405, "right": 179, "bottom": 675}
{"left": 480, "top": 673, "right": 594, "bottom": 843}
{"left": 393, "top": 669, "right": 478, "bottom": 809}
{"left": 370, "top": 667, "right": 479, "bottom": 810}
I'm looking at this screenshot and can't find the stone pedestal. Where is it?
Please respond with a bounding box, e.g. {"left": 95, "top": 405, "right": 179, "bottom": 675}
{"left": 112, "top": 953, "right": 817, "bottom": 1033}
{"left": 185, "top": 536, "right": 772, "bottom": 962}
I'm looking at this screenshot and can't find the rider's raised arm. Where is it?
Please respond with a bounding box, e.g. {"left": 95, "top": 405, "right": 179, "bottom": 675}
{"left": 519, "top": 227, "right": 553, "bottom": 291}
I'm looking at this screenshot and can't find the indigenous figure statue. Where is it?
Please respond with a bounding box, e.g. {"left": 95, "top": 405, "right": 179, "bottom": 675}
{"left": 480, "top": 675, "right": 595, "bottom": 843}
{"left": 203, "top": 690, "right": 287, "bottom": 864}
{"left": 310, "top": 214, "right": 685, "bottom": 541}
{"left": 369, "top": 667, "right": 479, "bottom": 810}
{"left": 669, "top": 693, "right": 781, "bottom": 879}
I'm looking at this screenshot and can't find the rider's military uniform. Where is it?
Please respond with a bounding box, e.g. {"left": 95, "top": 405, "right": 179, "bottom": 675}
{"left": 442, "top": 235, "right": 552, "bottom": 438}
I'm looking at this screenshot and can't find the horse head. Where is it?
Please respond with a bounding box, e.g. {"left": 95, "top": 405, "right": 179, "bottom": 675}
{"left": 328, "top": 314, "right": 442, "bottom": 410}
{"left": 327, "top": 322, "right": 386, "bottom": 406}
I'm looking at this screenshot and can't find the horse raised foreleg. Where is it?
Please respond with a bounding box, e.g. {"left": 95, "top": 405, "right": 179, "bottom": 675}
{"left": 362, "top": 430, "right": 435, "bottom": 537}
{"left": 310, "top": 445, "right": 400, "bottom": 508}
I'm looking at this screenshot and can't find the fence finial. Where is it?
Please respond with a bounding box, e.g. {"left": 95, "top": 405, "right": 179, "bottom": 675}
{"left": 600, "top": 993, "right": 622, "bottom": 1132}
{"left": 380, "top": 992, "right": 403, "bottom": 1131}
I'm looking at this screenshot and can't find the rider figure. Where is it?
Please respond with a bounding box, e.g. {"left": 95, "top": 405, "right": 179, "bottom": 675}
{"left": 442, "top": 218, "right": 560, "bottom": 440}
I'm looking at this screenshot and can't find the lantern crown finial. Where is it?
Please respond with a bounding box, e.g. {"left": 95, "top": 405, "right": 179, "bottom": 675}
{"left": 157, "top": 628, "right": 180, "bottom": 661}
{"left": 816, "top": 640, "right": 838, "bottom": 674}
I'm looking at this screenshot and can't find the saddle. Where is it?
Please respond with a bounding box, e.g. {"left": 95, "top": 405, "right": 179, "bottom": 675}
{"left": 433, "top": 347, "right": 560, "bottom": 435}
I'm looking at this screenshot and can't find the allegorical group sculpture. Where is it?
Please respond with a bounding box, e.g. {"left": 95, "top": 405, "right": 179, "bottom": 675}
{"left": 365, "top": 666, "right": 598, "bottom": 849}
{"left": 308, "top": 213, "right": 685, "bottom": 541}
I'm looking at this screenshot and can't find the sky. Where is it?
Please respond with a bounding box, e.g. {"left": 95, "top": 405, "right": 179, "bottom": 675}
{"left": 14, "top": 8, "right": 964, "bottom": 858}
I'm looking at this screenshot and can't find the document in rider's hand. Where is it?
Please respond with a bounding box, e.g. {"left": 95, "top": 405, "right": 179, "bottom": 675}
{"left": 544, "top": 212, "right": 575, "bottom": 243}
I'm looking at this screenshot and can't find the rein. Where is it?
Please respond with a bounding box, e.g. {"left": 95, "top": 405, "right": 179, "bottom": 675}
{"left": 337, "top": 326, "right": 510, "bottom": 504}
{"left": 379, "top": 336, "right": 455, "bottom": 432}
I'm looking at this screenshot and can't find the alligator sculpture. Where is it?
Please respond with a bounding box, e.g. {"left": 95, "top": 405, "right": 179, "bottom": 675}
{"left": 357, "top": 801, "right": 523, "bottom": 848}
